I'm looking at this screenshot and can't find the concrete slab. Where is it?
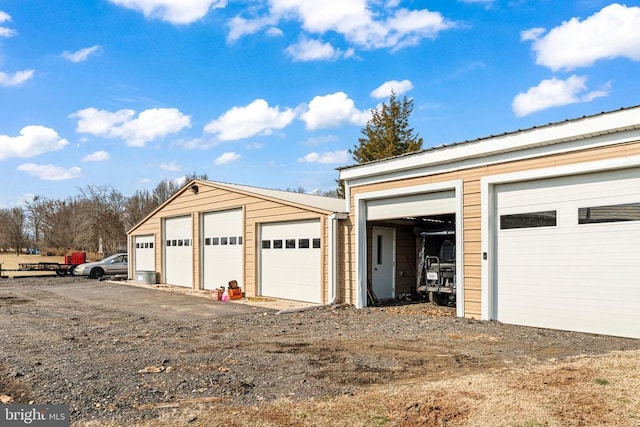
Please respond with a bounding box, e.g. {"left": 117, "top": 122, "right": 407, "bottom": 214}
{"left": 113, "top": 279, "right": 321, "bottom": 312}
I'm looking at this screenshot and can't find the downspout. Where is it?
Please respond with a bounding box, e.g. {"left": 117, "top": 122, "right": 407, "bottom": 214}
{"left": 127, "top": 233, "right": 132, "bottom": 280}
{"left": 327, "top": 213, "right": 338, "bottom": 304}
{"left": 277, "top": 212, "right": 347, "bottom": 314}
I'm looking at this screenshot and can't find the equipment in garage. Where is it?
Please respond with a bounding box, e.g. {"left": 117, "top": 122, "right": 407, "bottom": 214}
{"left": 416, "top": 229, "right": 456, "bottom": 306}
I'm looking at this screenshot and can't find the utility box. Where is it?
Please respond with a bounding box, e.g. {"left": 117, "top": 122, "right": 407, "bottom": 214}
{"left": 71, "top": 252, "right": 86, "bottom": 265}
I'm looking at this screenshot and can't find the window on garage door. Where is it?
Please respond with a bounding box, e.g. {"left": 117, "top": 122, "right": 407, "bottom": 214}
{"left": 500, "top": 210, "right": 557, "bottom": 229}
{"left": 578, "top": 202, "right": 640, "bottom": 224}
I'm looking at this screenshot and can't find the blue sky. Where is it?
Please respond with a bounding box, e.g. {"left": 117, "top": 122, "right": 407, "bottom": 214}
{"left": 1, "top": 0, "right": 639, "bottom": 207}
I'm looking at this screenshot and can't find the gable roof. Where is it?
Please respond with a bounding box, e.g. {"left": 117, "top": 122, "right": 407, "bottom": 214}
{"left": 207, "top": 180, "right": 346, "bottom": 213}
{"left": 127, "top": 179, "right": 346, "bottom": 235}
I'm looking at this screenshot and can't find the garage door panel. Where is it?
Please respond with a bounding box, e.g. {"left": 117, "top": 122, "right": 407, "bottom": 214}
{"left": 367, "top": 191, "right": 455, "bottom": 221}
{"left": 500, "top": 295, "right": 639, "bottom": 338}
{"left": 260, "top": 220, "right": 321, "bottom": 303}
{"left": 203, "top": 210, "right": 243, "bottom": 290}
{"left": 164, "top": 216, "right": 193, "bottom": 288}
{"left": 495, "top": 168, "right": 640, "bottom": 339}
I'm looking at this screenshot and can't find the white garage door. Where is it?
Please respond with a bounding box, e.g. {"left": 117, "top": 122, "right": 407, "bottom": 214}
{"left": 260, "top": 220, "right": 322, "bottom": 303}
{"left": 134, "top": 235, "right": 155, "bottom": 271}
{"left": 203, "top": 209, "right": 243, "bottom": 290}
{"left": 366, "top": 190, "right": 455, "bottom": 221}
{"left": 164, "top": 216, "right": 193, "bottom": 288}
{"left": 495, "top": 168, "right": 640, "bottom": 339}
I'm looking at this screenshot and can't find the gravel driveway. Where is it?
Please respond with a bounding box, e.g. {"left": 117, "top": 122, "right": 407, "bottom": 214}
{"left": 1, "top": 276, "right": 639, "bottom": 426}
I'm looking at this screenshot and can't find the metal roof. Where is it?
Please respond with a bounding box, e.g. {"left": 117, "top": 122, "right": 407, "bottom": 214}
{"left": 205, "top": 180, "right": 346, "bottom": 213}
{"left": 338, "top": 105, "right": 640, "bottom": 173}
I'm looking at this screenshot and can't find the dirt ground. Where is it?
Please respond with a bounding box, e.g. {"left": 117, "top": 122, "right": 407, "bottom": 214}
{"left": 1, "top": 276, "right": 640, "bottom": 427}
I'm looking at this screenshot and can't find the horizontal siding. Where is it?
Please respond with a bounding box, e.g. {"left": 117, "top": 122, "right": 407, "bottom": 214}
{"left": 129, "top": 183, "right": 334, "bottom": 302}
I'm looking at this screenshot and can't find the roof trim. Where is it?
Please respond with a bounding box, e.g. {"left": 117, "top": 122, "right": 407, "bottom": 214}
{"left": 209, "top": 180, "right": 345, "bottom": 213}
{"left": 339, "top": 105, "right": 640, "bottom": 181}
{"left": 127, "top": 179, "right": 346, "bottom": 235}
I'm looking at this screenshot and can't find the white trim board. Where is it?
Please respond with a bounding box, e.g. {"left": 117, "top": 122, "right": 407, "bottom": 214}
{"left": 341, "top": 107, "right": 640, "bottom": 184}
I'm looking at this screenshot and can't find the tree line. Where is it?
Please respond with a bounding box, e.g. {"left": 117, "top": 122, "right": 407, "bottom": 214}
{"left": 0, "top": 174, "right": 205, "bottom": 256}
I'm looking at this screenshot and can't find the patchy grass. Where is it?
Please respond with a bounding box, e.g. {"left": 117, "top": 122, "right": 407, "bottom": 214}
{"left": 75, "top": 350, "right": 640, "bottom": 427}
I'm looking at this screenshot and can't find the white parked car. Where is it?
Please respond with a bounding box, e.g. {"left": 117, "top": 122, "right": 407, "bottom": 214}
{"left": 73, "top": 253, "right": 128, "bottom": 279}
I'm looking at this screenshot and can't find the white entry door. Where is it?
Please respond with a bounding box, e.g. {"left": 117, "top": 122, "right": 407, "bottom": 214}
{"left": 164, "top": 216, "right": 193, "bottom": 288}
{"left": 371, "top": 226, "right": 395, "bottom": 300}
{"left": 134, "top": 235, "right": 155, "bottom": 271}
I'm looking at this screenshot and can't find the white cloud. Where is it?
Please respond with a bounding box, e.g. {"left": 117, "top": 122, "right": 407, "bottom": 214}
{"left": 384, "top": 8, "right": 453, "bottom": 50}
{"left": 227, "top": 16, "right": 277, "bottom": 43}
{"left": 265, "top": 27, "right": 284, "bottom": 37}
{"left": 245, "top": 142, "right": 264, "bottom": 150}
{"left": 204, "top": 99, "right": 296, "bottom": 141}
{"left": 82, "top": 151, "right": 110, "bottom": 162}
{"left": 458, "top": 0, "right": 494, "bottom": 8}
{"left": 524, "top": 4, "right": 640, "bottom": 71}
{"left": 17, "top": 163, "right": 82, "bottom": 181}
{"left": 520, "top": 27, "right": 545, "bottom": 42}
{"left": 109, "top": 0, "right": 227, "bottom": 24}
{"left": 301, "top": 134, "right": 338, "bottom": 147}
{"left": 0, "top": 126, "right": 68, "bottom": 160}
{"left": 297, "top": 150, "right": 349, "bottom": 164}
{"left": 63, "top": 45, "right": 101, "bottom": 63}
{"left": 0, "top": 10, "right": 17, "bottom": 38}
{"left": 0, "top": 12, "right": 34, "bottom": 87}
{"left": 370, "top": 79, "right": 414, "bottom": 98}
{"left": 233, "top": 1, "right": 456, "bottom": 52}
{"left": 300, "top": 92, "right": 370, "bottom": 130}
{"left": 512, "top": 75, "right": 609, "bottom": 117}
{"left": 70, "top": 107, "right": 191, "bottom": 147}
{"left": 160, "top": 161, "right": 180, "bottom": 171}
{"left": 285, "top": 37, "right": 345, "bottom": 62}
{"left": 214, "top": 151, "right": 241, "bottom": 165}
{"left": 120, "top": 108, "right": 191, "bottom": 147}
{"left": 0, "top": 69, "right": 34, "bottom": 87}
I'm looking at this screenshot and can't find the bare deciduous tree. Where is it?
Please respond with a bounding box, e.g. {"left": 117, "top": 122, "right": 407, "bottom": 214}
{"left": 78, "top": 185, "right": 127, "bottom": 254}
{"left": 124, "top": 189, "right": 156, "bottom": 231}
{"left": 24, "top": 195, "right": 47, "bottom": 249}
{"left": 0, "top": 207, "right": 27, "bottom": 255}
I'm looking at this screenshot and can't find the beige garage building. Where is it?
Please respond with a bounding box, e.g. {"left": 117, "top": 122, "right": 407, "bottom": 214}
{"left": 339, "top": 106, "right": 640, "bottom": 339}
{"left": 127, "top": 180, "right": 347, "bottom": 304}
